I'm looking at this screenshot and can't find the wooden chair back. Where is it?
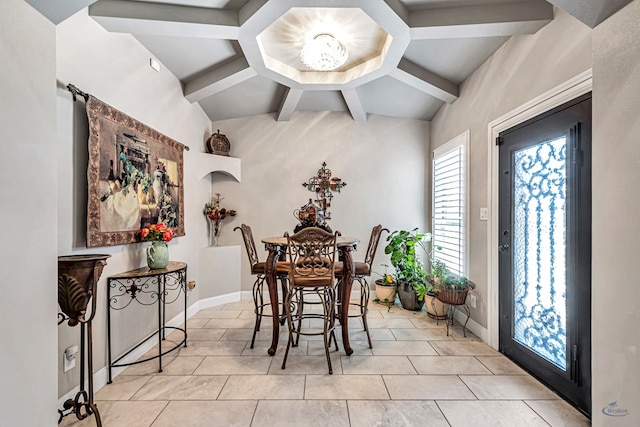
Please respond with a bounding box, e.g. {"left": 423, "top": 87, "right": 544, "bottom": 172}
{"left": 285, "top": 227, "right": 340, "bottom": 287}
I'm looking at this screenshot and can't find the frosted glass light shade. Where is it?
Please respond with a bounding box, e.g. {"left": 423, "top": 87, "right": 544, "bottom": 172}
{"left": 300, "top": 33, "right": 348, "bottom": 71}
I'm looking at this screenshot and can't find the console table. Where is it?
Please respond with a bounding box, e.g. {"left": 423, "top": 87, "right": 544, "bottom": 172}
{"left": 106, "top": 261, "right": 187, "bottom": 383}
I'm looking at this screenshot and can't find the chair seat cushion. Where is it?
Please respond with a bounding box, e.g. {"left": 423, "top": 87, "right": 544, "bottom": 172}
{"left": 291, "top": 276, "right": 335, "bottom": 288}
{"left": 334, "top": 261, "right": 369, "bottom": 277}
{"left": 252, "top": 261, "right": 290, "bottom": 275}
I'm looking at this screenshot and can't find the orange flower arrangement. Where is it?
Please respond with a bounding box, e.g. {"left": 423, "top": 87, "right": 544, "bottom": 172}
{"left": 140, "top": 223, "right": 174, "bottom": 242}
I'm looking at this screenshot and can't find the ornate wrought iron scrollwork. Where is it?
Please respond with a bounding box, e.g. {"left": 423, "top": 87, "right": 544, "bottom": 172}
{"left": 106, "top": 262, "right": 188, "bottom": 384}
{"left": 58, "top": 274, "right": 90, "bottom": 326}
{"left": 512, "top": 137, "right": 567, "bottom": 370}
{"left": 57, "top": 254, "right": 110, "bottom": 427}
{"left": 296, "top": 162, "right": 347, "bottom": 232}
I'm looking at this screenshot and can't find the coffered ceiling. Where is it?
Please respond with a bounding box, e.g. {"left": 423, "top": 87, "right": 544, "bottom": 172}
{"left": 26, "top": 0, "right": 634, "bottom": 122}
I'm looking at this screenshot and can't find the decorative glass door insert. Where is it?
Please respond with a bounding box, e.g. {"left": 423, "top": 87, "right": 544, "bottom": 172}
{"left": 512, "top": 137, "right": 567, "bottom": 370}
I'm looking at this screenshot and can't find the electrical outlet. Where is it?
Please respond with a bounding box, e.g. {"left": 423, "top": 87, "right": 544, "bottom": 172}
{"left": 468, "top": 294, "right": 477, "bottom": 309}
{"left": 63, "top": 346, "right": 77, "bottom": 372}
{"left": 188, "top": 280, "right": 196, "bottom": 290}
{"left": 63, "top": 357, "right": 75, "bottom": 372}
{"left": 480, "top": 208, "right": 488, "bottom": 221}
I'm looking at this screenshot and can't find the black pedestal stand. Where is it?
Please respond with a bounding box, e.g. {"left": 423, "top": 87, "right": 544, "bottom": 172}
{"left": 57, "top": 254, "right": 111, "bottom": 426}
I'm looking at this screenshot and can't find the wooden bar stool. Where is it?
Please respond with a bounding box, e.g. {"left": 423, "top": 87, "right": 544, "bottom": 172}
{"left": 282, "top": 227, "right": 340, "bottom": 374}
{"left": 335, "top": 224, "right": 388, "bottom": 348}
{"left": 234, "top": 224, "right": 289, "bottom": 348}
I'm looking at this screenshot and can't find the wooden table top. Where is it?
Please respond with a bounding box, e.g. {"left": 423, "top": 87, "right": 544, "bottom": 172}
{"left": 107, "top": 261, "right": 187, "bottom": 279}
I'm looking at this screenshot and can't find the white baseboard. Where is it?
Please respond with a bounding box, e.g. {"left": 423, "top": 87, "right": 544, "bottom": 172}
{"left": 198, "top": 292, "right": 242, "bottom": 310}
{"left": 453, "top": 308, "right": 489, "bottom": 342}
{"left": 58, "top": 295, "right": 234, "bottom": 407}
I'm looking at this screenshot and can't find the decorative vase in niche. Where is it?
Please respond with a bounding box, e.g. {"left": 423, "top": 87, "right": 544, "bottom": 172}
{"left": 206, "top": 129, "right": 231, "bottom": 156}
{"left": 147, "top": 241, "right": 169, "bottom": 269}
{"left": 210, "top": 219, "right": 222, "bottom": 246}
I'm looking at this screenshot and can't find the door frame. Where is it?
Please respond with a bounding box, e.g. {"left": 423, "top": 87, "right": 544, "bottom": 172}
{"left": 486, "top": 69, "right": 592, "bottom": 349}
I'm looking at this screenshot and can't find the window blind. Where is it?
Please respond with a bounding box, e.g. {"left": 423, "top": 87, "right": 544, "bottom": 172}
{"left": 432, "top": 139, "right": 466, "bottom": 276}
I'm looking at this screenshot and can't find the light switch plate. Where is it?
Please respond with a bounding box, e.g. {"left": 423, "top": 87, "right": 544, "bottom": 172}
{"left": 480, "top": 208, "right": 488, "bottom": 221}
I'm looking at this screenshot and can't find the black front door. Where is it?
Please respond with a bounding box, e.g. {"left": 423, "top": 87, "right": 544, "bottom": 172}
{"left": 498, "top": 94, "right": 592, "bottom": 416}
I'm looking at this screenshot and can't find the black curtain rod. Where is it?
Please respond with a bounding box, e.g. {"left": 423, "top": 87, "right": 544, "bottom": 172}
{"left": 67, "top": 83, "right": 89, "bottom": 102}
{"left": 65, "top": 83, "right": 190, "bottom": 151}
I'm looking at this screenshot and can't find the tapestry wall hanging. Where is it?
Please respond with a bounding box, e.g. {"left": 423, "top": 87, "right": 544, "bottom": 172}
{"left": 85, "top": 96, "right": 185, "bottom": 248}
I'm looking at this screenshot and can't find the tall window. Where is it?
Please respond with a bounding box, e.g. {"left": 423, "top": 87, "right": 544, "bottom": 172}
{"left": 432, "top": 131, "right": 468, "bottom": 276}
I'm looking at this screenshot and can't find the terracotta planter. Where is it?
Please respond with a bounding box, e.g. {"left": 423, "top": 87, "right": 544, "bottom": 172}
{"left": 375, "top": 279, "right": 396, "bottom": 302}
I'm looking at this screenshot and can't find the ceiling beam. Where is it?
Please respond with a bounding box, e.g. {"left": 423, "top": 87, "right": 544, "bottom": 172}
{"left": 184, "top": 58, "right": 257, "bottom": 103}
{"left": 276, "top": 88, "right": 304, "bottom": 121}
{"left": 409, "top": 1, "right": 553, "bottom": 39}
{"left": 89, "top": 0, "right": 240, "bottom": 39}
{"left": 545, "top": 0, "right": 633, "bottom": 28}
{"left": 341, "top": 90, "right": 367, "bottom": 122}
{"left": 382, "top": 0, "right": 409, "bottom": 24}
{"left": 389, "top": 59, "right": 459, "bottom": 103}
{"left": 239, "top": 0, "right": 270, "bottom": 26}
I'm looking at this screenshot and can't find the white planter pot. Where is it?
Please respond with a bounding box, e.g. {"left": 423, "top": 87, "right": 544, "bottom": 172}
{"left": 425, "top": 294, "right": 449, "bottom": 319}
{"left": 375, "top": 283, "right": 396, "bottom": 302}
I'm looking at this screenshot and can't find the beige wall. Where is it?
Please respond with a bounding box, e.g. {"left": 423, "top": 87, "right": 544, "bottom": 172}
{"left": 431, "top": 9, "right": 592, "bottom": 327}
{"left": 53, "top": 8, "right": 430, "bottom": 400}
{"left": 0, "top": 0, "right": 58, "bottom": 425}
{"left": 432, "top": 2, "right": 640, "bottom": 422}
{"left": 211, "top": 112, "right": 430, "bottom": 294}
{"left": 592, "top": 0, "right": 640, "bottom": 424}
{"left": 55, "top": 9, "right": 212, "bottom": 397}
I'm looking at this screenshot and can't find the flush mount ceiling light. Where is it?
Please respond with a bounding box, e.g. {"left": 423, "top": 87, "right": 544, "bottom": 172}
{"left": 300, "top": 33, "right": 349, "bottom": 71}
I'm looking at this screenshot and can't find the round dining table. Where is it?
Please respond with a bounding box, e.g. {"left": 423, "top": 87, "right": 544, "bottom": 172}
{"left": 261, "top": 235, "right": 360, "bottom": 356}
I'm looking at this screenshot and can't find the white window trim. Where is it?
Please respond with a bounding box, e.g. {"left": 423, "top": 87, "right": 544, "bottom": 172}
{"left": 432, "top": 130, "right": 469, "bottom": 277}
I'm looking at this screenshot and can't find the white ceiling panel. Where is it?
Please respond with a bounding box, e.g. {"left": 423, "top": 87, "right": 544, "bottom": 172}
{"left": 132, "top": 0, "right": 248, "bottom": 8}
{"left": 404, "top": 36, "right": 509, "bottom": 84}
{"left": 357, "top": 75, "right": 443, "bottom": 120}
{"left": 197, "top": 75, "right": 286, "bottom": 120}
{"left": 297, "top": 91, "right": 349, "bottom": 113}
{"left": 401, "top": 0, "right": 535, "bottom": 10}
{"left": 134, "top": 35, "right": 238, "bottom": 80}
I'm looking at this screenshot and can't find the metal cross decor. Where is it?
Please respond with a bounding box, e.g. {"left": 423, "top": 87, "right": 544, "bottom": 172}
{"left": 301, "top": 162, "right": 346, "bottom": 225}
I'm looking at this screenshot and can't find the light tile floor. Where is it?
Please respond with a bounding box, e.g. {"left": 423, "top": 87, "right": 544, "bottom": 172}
{"left": 60, "top": 298, "right": 590, "bottom": 426}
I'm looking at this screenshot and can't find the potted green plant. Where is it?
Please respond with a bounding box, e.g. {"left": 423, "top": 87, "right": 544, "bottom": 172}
{"left": 374, "top": 264, "right": 396, "bottom": 306}
{"left": 384, "top": 229, "right": 431, "bottom": 311}
{"left": 423, "top": 260, "right": 449, "bottom": 319}
{"left": 428, "top": 259, "right": 476, "bottom": 306}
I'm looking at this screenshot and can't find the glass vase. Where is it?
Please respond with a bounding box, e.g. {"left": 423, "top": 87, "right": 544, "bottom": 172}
{"left": 209, "top": 219, "right": 222, "bottom": 247}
